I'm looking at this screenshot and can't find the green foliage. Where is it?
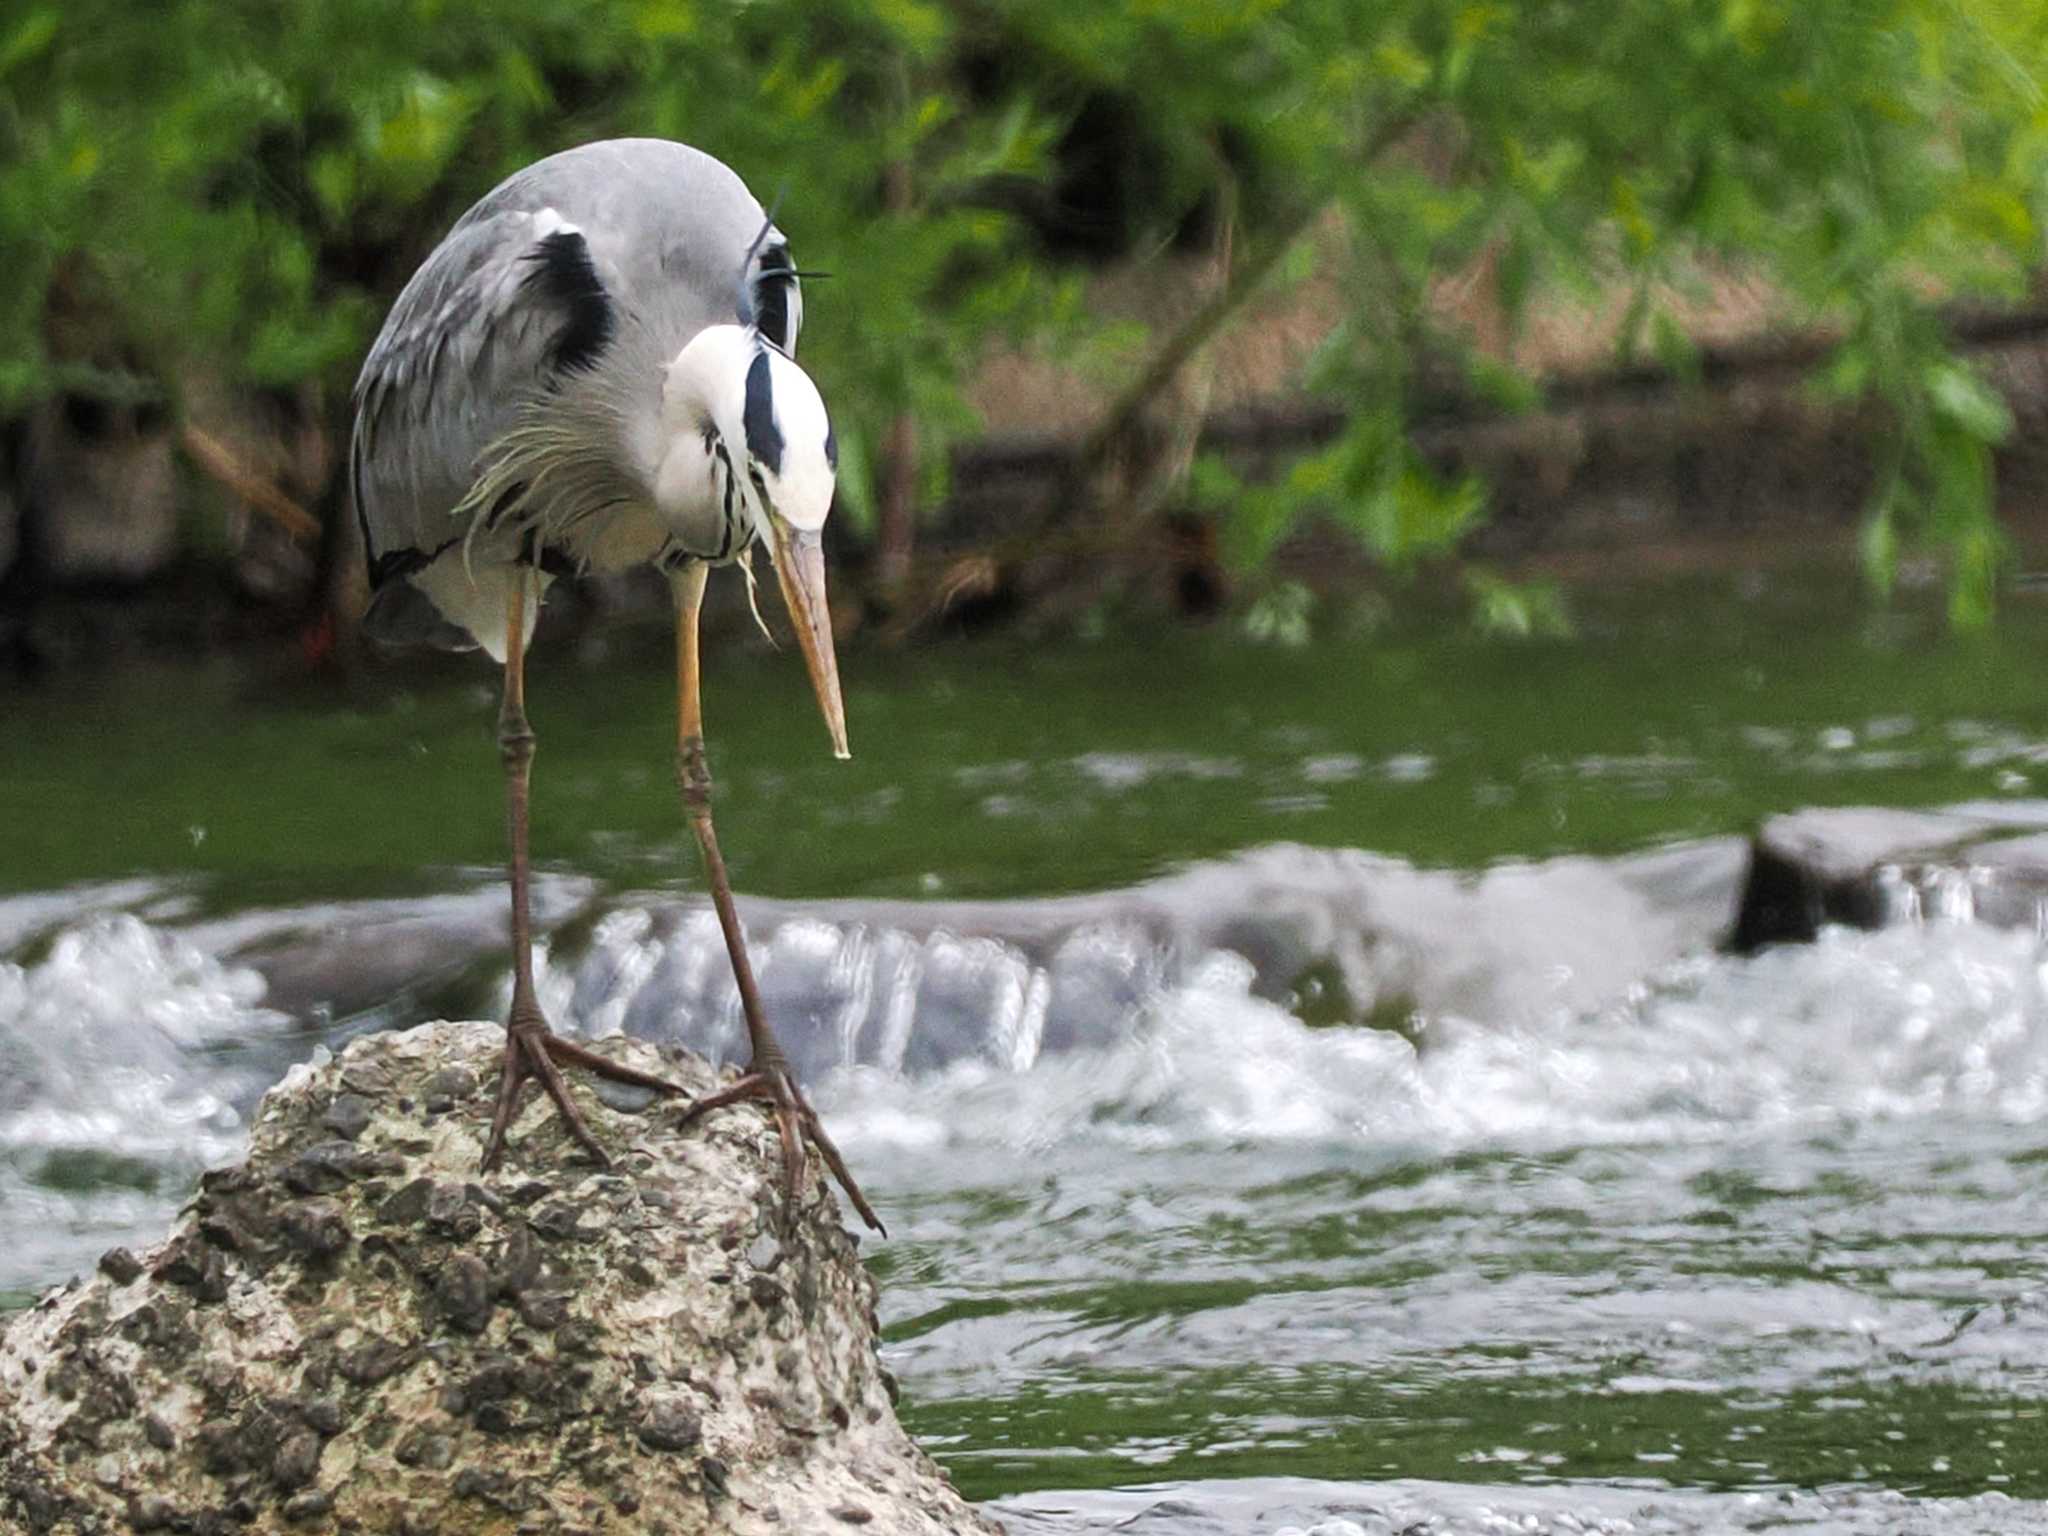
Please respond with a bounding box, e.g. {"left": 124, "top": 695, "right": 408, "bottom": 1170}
{"left": 1464, "top": 568, "right": 1574, "bottom": 640}
{"left": 0, "top": 0, "right": 1073, "bottom": 508}
{"left": 1241, "top": 580, "right": 1313, "bottom": 648}
{"left": 2, "top": 0, "right": 2043, "bottom": 619}
{"left": 1164, "top": 0, "right": 2048, "bottom": 623}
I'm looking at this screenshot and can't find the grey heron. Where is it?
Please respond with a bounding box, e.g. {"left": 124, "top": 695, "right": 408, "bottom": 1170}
{"left": 350, "top": 138, "right": 879, "bottom": 1232}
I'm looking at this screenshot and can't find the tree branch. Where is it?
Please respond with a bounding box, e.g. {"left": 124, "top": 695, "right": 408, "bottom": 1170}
{"left": 1072, "top": 106, "right": 1422, "bottom": 476}
{"left": 179, "top": 424, "right": 321, "bottom": 542}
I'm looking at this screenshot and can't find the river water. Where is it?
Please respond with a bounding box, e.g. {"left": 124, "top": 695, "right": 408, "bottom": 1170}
{"left": 5, "top": 574, "right": 2048, "bottom": 1531}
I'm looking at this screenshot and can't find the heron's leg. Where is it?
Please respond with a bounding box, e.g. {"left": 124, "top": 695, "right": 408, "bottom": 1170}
{"left": 481, "top": 566, "right": 685, "bottom": 1173}
{"left": 670, "top": 565, "right": 884, "bottom": 1236}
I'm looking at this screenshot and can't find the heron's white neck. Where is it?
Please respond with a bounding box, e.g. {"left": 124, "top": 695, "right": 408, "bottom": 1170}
{"left": 660, "top": 325, "right": 753, "bottom": 449}
{"left": 652, "top": 325, "right": 754, "bottom": 534}
{"left": 651, "top": 323, "right": 836, "bottom": 548}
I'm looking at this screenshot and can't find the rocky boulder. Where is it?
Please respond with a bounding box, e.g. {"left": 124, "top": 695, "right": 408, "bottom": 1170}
{"left": 1731, "top": 803, "right": 2048, "bottom": 951}
{"left": 0, "top": 1020, "right": 992, "bottom": 1535}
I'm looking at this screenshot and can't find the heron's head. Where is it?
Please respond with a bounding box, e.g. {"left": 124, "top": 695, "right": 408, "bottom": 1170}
{"left": 660, "top": 324, "right": 847, "bottom": 758}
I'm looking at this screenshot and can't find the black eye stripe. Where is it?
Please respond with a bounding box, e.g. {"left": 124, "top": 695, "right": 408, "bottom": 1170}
{"left": 742, "top": 349, "right": 784, "bottom": 476}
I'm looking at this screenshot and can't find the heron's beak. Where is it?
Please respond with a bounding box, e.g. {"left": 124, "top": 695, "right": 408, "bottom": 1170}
{"left": 767, "top": 516, "right": 850, "bottom": 759}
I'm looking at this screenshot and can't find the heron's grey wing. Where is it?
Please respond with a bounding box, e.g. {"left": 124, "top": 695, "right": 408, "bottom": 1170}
{"left": 522, "top": 138, "right": 799, "bottom": 353}
{"left": 350, "top": 208, "right": 615, "bottom": 591}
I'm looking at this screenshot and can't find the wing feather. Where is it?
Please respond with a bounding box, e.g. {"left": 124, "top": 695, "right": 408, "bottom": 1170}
{"left": 349, "top": 139, "right": 808, "bottom": 606}
{"left": 350, "top": 209, "right": 615, "bottom": 585}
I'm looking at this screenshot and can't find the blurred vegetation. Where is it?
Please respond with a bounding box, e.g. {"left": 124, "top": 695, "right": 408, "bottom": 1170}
{"left": 3, "top": 0, "right": 2046, "bottom": 622}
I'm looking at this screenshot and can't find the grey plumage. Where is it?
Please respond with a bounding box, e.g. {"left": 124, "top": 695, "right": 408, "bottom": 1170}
{"left": 350, "top": 138, "right": 804, "bottom": 650}
{"left": 346, "top": 138, "right": 871, "bottom": 1223}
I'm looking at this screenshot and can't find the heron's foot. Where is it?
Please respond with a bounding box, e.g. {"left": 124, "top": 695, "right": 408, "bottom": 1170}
{"left": 680, "top": 1066, "right": 885, "bottom": 1237}
{"left": 481, "top": 1010, "right": 688, "bottom": 1173}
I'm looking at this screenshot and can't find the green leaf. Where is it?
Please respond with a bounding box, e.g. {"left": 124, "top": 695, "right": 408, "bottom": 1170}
{"left": 1948, "top": 523, "right": 2005, "bottom": 629}
{"left": 1812, "top": 342, "right": 1872, "bottom": 403}
{"left": 0, "top": 8, "right": 58, "bottom": 77}
{"left": 1465, "top": 568, "right": 1573, "bottom": 638}
{"left": 1858, "top": 482, "right": 1898, "bottom": 600}
{"left": 1372, "top": 40, "right": 1432, "bottom": 89}
{"left": 1243, "top": 580, "right": 1314, "bottom": 647}
{"left": 1650, "top": 310, "right": 1699, "bottom": 383}
{"left": 1495, "top": 225, "right": 1536, "bottom": 323}
{"left": 1466, "top": 355, "right": 1540, "bottom": 413}
{"left": 1924, "top": 362, "right": 2013, "bottom": 444}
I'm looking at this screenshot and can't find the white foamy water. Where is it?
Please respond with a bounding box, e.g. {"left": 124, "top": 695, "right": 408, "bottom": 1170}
{"left": 993, "top": 1475, "right": 2048, "bottom": 1536}
{"left": 12, "top": 905, "right": 2048, "bottom": 1283}
{"left": 0, "top": 916, "right": 289, "bottom": 1295}
{"left": 533, "top": 907, "right": 2048, "bottom": 1161}
{"left": 532, "top": 905, "right": 1183, "bottom": 1080}
{"left": 6, "top": 896, "right": 2048, "bottom": 1507}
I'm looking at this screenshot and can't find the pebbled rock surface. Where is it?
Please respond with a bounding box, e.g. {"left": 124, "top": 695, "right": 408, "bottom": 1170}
{"left": 0, "top": 1020, "right": 993, "bottom": 1535}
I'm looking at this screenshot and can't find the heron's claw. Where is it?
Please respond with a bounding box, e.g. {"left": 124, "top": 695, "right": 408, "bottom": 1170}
{"left": 680, "top": 1068, "right": 885, "bottom": 1236}
{"left": 481, "top": 1014, "right": 688, "bottom": 1172}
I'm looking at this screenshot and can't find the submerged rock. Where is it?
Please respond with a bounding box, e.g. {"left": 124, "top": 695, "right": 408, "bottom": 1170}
{"left": 551, "top": 838, "right": 1750, "bottom": 1077}
{"left": 0, "top": 1020, "right": 991, "bottom": 1535}
{"left": 1731, "top": 803, "right": 2048, "bottom": 951}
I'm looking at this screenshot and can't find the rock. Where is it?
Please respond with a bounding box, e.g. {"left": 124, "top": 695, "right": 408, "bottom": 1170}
{"left": 0, "top": 1019, "right": 992, "bottom": 1536}
{"left": 178, "top": 878, "right": 599, "bottom": 1027}
{"left": 434, "top": 1252, "right": 494, "bottom": 1335}
{"left": 21, "top": 392, "right": 179, "bottom": 585}
{"left": 637, "top": 1393, "right": 703, "bottom": 1451}
{"left": 322, "top": 1093, "right": 374, "bottom": 1141}
{"left": 1731, "top": 803, "right": 2048, "bottom": 951}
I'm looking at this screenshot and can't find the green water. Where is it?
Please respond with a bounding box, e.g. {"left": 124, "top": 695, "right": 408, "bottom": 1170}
{"left": 8, "top": 566, "right": 2048, "bottom": 1528}
{"left": 865, "top": 1115, "right": 2048, "bottom": 1505}
{"left": 7, "top": 569, "right": 2048, "bottom": 904}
